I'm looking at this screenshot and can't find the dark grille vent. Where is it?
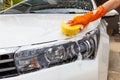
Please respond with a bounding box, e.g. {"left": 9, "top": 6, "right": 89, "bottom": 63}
{"left": 0, "top": 53, "right": 18, "bottom": 78}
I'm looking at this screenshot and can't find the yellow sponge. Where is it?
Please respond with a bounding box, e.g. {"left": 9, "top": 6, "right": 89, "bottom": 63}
{"left": 61, "top": 21, "right": 83, "bottom": 36}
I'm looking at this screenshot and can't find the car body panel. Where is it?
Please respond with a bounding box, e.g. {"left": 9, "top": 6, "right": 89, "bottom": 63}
{"left": 0, "top": 0, "right": 109, "bottom": 80}
{"left": 0, "top": 59, "right": 98, "bottom": 80}
{"left": 98, "top": 20, "right": 109, "bottom": 80}
{"left": 0, "top": 20, "right": 109, "bottom": 80}
{"left": 0, "top": 14, "right": 100, "bottom": 48}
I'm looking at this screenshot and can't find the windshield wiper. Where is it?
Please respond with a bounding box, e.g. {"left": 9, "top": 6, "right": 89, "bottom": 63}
{"left": 65, "top": 11, "right": 87, "bottom": 14}
{"left": 29, "top": 9, "right": 88, "bottom": 14}
{"left": 29, "top": 8, "right": 89, "bottom": 14}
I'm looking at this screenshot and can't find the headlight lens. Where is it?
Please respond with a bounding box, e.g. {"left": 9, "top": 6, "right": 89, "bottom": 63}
{"left": 44, "top": 46, "right": 66, "bottom": 64}
{"left": 15, "top": 41, "right": 80, "bottom": 73}
{"left": 15, "top": 49, "right": 41, "bottom": 73}
{"left": 14, "top": 28, "right": 100, "bottom": 74}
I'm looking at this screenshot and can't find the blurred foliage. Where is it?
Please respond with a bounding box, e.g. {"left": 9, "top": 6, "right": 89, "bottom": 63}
{"left": 0, "top": 0, "right": 2, "bottom": 10}
{"left": 1, "top": 0, "right": 23, "bottom": 10}
{"left": 12, "top": 0, "right": 23, "bottom": 5}
{"left": 2, "top": 0, "right": 13, "bottom": 10}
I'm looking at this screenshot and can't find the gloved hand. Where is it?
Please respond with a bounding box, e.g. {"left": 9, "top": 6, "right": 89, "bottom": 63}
{"left": 68, "top": 6, "right": 106, "bottom": 26}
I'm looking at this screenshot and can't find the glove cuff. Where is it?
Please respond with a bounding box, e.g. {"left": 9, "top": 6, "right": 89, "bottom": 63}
{"left": 90, "top": 5, "right": 107, "bottom": 21}
{"left": 98, "top": 5, "right": 107, "bottom": 16}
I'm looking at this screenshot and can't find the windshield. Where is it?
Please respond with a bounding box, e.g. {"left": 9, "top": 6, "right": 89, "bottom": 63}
{"left": 2, "top": 0, "right": 93, "bottom": 14}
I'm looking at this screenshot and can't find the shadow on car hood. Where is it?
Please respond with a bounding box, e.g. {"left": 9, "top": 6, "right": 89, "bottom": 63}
{"left": 0, "top": 14, "right": 100, "bottom": 48}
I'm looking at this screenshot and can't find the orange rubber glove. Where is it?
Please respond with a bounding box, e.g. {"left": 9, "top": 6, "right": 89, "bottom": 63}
{"left": 68, "top": 6, "right": 106, "bottom": 26}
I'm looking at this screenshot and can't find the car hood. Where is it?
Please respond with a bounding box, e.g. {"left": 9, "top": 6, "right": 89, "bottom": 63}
{"left": 0, "top": 14, "right": 100, "bottom": 48}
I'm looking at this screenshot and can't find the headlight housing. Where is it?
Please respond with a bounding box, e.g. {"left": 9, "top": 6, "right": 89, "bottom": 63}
{"left": 0, "top": 27, "right": 100, "bottom": 79}
{"left": 14, "top": 27, "right": 100, "bottom": 74}
{"left": 15, "top": 41, "right": 80, "bottom": 73}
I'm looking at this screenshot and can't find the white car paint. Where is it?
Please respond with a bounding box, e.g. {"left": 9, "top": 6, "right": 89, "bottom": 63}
{"left": 0, "top": 14, "right": 100, "bottom": 48}
{"left": 0, "top": 0, "right": 109, "bottom": 80}
{"left": 0, "top": 14, "right": 109, "bottom": 80}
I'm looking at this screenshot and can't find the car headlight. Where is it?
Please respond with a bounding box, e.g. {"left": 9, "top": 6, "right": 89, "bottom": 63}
{"left": 14, "top": 41, "right": 80, "bottom": 73}
{"left": 0, "top": 28, "right": 100, "bottom": 78}
{"left": 14, "top": 28, "right": 100, "bottom": 74}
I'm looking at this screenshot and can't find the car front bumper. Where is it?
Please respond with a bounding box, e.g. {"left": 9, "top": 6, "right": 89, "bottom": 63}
{"left": 1, "top": 59, "right": 98, "bottom": 80}
{"left": 1, "top": 26, "right": 109, "bottom": 80}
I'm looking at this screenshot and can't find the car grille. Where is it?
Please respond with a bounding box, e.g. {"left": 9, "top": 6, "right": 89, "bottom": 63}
{"left": 0, "top": 53, "right": 18, "bottom": 78}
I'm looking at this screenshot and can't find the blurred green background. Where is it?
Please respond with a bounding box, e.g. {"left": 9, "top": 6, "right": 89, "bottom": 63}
{"left": 0, "top": 0, "right": 2, "bottom": 11}
{"left": 13, "top": 0, "right": 23, "bottom": 5}
{"left": 0, "top": 0, "right": 23, "bottom": 10}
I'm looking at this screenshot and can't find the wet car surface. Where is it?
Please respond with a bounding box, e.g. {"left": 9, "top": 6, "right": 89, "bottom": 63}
{"left": 0, "top": 0, "right": 109, "bottom": 80}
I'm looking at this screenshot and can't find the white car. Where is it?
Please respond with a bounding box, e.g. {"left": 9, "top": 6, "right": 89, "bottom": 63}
{"left": 0, "top": 0, "right": 109, "bottom": 80}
